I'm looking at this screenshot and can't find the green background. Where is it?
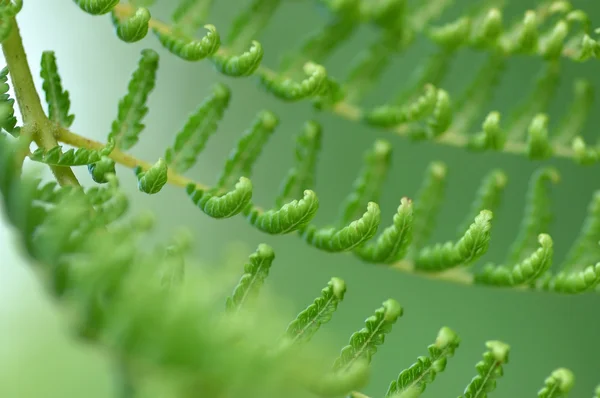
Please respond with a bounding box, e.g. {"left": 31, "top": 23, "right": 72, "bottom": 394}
{"left": 1, "top": 0, "right": 599, "bottom": 396}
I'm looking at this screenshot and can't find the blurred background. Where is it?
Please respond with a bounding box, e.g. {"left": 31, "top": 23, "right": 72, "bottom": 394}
{"left": 1, "top": 0, "right": 599, "bottom": 396}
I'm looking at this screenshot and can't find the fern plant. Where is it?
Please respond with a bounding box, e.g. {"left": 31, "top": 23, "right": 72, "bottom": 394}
{"left": 1, "top": 0, "right": 599, "bottom": 397}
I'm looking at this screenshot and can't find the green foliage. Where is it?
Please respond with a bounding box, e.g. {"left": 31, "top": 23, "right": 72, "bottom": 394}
{"left": 111, "top": 6, "right": 151, "bottom": 43}
{"left": 40, "top": 51, "right": 74, "bottom": 128}
{"left": 29, "top": 139, "right": 115, "bottom": 166}
{"left": 153, "top": 24, "right": 220, "bottom": 61}
{"left": 72, "top": 0, "right": 118, "bottom": 15}
{"left": 538, "top": 368, "right": 575, "bottom": 398}
{"left": 186, "top": 177, "right": 253, "bottom": 219}
{"left": 0, "top": 67, "right": 18, "bottom": 135}
{"left": 211, "top": 40, "right": 264, "bottom": 77}
{"left": 459, "top": 340, "right": 510, "bottom": 398}
{"left": 135, "top": 157, "right": 168, "bottom": 194}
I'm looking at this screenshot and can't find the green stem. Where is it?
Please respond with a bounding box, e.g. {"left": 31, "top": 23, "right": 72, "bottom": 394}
{"left": 1, "top": 16, "right": 80, "bottom": 186}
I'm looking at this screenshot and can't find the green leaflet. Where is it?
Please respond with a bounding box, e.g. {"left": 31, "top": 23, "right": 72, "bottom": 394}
{"left": 458, "top": 169, "right": 507, "bottom": 235}
{"left": 506, "top": 167, "right": 559, "bottom": 264}
{"left": 459, "top": 340, "right": 510, "bottom": 398}
{"left": 354, "top": 197, "right": 413, "bottom": 264}
{"left": 276, "top": 120, "right": 322, "bottom": 207}
{"left": 468, "top": 111, "right": 506, "bottom": 152}
{"left": 246, "top": 190, "right": 319, "bottom": 235}
{"left": 30, "top": 139, "right": 115, "bottom": 166}
{"left": 259, "top": 62, "right": 328, "bottom": 102}
{"left": 540, "top": 263, "right": 600, "bottom": 294}
{"left": 211, "top": 40, "right": 263, "bottom": 77}
{"left": 40, "top": 51, "right": 75, "bottom": 128}
{"left": 414, "top": 210, "right": 493, "bottom": 271}
{"left": 165, "top": 83, "right": 231, "bottom": 173}
{"left": 471, "top": 8, "right": 503, "bottom": 48}
{"left": 283, "top": 277, "right": 346, "bottom": 345}
{"left": 578, "top": 34, "right": 600, "bottom": 61}
{"left": 365, "top": 84, "right": 438, "bottom": 128}
{"left": 340, "top": 139, "right": 391, "bottom": 226}
{"left": 186, "top": 177, "right": 252, "bottom": 219}
{"left": 572, "top": 137, "right": 600, "bottom": 166}
{"left": 172, "top": 0, "right": 215, "bottom": 36}
{"left": 225, "top": 243, "right": 275, "bottom": 312}
{"left": 227, "top": 0, "right": 282, "bottom": 51}
{"left": 385, "top": 327, "right": 460, "bottom": 397}
{"left": 527, "top": 114, "right": 553, "bottom": 160}
{"left": 216, "top": 110, "right": 278, "bottom": 189}
{"left": 72, "top": 0, "right": 119, "bottom": 15}
{"left": 153, "top": 24, "right": 220, "bottom": 61}
{"left": 88, "top": 156, "right": 116, "bottom": 184}
{"left": 108, "top": 49, "right": 159, "bottom": 150}
{"left": 303, "top": 202, "right": 380, "bottom": 252}
{"left": 310, "top": 359, "right": 370, "bottom": 398}
{"left": 135, "top": 158, "right": 168, "bottom": 195}
{"left": 111, "top": 7, "right": 151, "bottom": 43}
{"left": 537, "top": 368, "right": 574, "bottom": 398}
{"left": 553, "top": 79, "right": 593, "bottom": 146}
{"left": 410, "top": 161, "right": 447, "bottom": 252}
{"left": 475, "top": 234, "right": 554, "bottom": 287}
{"left": 428, "top": 16, "right": 472, "bottom": 49}
{"left": 0, "top": 67, "right": 18, "bottom": 135}
{"left": 561, "top": 191, "right": 600, "bottom": 271}
{"left": 333, "top": 299, "right": 403, "bottom": 372}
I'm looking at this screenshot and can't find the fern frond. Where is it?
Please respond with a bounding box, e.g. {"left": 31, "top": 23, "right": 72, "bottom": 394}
{"left": 340, "top": 139, "right": 391, "bottom": 226}
{"left": 246, "top": 190, "right": 319, "bottom": 234}
{"left": 458, "top": 169, "right": 507, "bottom": 235}
{"left": 561, "top": 191, "right": 600, "bottom": 271}
{"left": 553, "top": 79, "right": 593, "bottom": 145}
{"left": 354, "top": 197, "right": 413, "bottom": 264}
{"left": 40, "top": 51, "right": 74, "bottom": 128}
{"left": 0, "top": 66, "right": 18, "bottom": 135}
{"left": 459, "top": 340, "right": 510, "bottom": 398}
{"left": 385, "top": 326, "right": 460, "bottom": 397}
{"left": 476, "top": 234, "right": 554, "bottom": 287}
{"left": 216, "top": 110, "right": 278, "bottom": 189}
{"left": 414, "top": 210, "right": 493, "bottom": 271}
{"left": 153, "top": 24, "right": 220, "bottom": 61}
{"left": 303, "top": 202, "right": 380, "bottom": 252}
{"left": 468, "top": 111, "right": 506, "bottom": 152}
{"left": 259, "top": 62, "right": 328, "bottom": 102}
{"left": 507, "top": 167, "right": 559, "bottom": 264}
{"left": 186, "top": 177, "right": 252, "bottom": 219}
{"left": 211, "top": 40, "right": 263, "bottom": 77}
{"left": 165, "top": 83, "right": 231, "bottom": 173}
{"left": 108, "top": 49, "right": 159, "bottom": 150}
{"left": 527, "top": 113, "right": 553, "bottom": 160}
{"left": 29, "top": 139, "right": 115, "bottom": 166}
{"left": 135, "top": 158, "right": 168, "bottom": 195}
{"left": 365, "top": 84, "right": 438, "bottom": 129}
{"left": 283, "top": 277, "right": 346, "bottom": 345}
{"left": 539, "top": 263, "right": 600, "bottom": 294}
{"left": 72, "top": 0, "right": 119, "bottom": 15}
{"left": 111, "top": 7, "right": 151, "bottom": 43}
{"left": 276, "top": 120, "right": 321, "bottom": 207}
{"left": 225, "top": 243, "right": 275, "bottom": 312}
{"left": 333, "top": 298, "right": 402, "bottom": 371}
{"left": 311, "top": 359, "right": 370, "bottom": 398}
{"left": 537, "top": 368, "right": 575, "bottom": 398}
{"left": 88, "top": 156, "right": 116, "bottom": 184}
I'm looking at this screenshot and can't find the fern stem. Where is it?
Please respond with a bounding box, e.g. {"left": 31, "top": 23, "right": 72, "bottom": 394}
{"left": 112, "top": 3, "right": 577, "bottom": 162}
{"left": 1, "top": 15, "right": 79, "bottom": 186}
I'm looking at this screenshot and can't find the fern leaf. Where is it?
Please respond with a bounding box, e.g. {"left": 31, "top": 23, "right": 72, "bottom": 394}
{"left": 153, "top": 24, "right": 220, "bottom": 61}
{"left": 259, "top": 62, "right": 328, "bottom": 102}
{"left": 458, "top": 169, "right": 507, "bottom": 234}
{"left": 0, "top": 67, "right": 18, "bottom": 135}
{"left": 276, "top": 121, "right": 321, "bottom": 207}
{"left": 225, "top": 243, "right": 275, "bottom": 312}
{"left": 246, "top": 190, "right": 319, "bottom": 234}
{"left": 468, "top": 111, "right": 506, "bottom": 152}
{"left": 476, "top": 234, "right": 554, "bottom": 287}
{"left": 72, "top": 0, "right": 119, "bottom": 15}
{"left": 561, "top": 192, "right": 600, "bottom": 270}
{"left": 386, "top": 326, "right": 460, "bottom": 397}
{"left": 311, "top": 359, "right": 370, "bottom": 398}
{"left": 186, "top": 177, "right": 252, "bottom": 219}
{"left": 88, "top": 156, "right": 116, "bottom": 184}
{"left": 172, "top": 0, "right": 214, "bottom": 36}
{"left": 365, "top": 84, "right": 438, "bottom": 128}
{"left": 216, "top": 110, "right": 278, "bottom": 189}
{"left": 572, "top": 136, "right": 600, "bottom": 166}
{"left": 227, "top": 0, "right": 281, "bottom": 50}
{"left": 540, "top": 263, "right": 600, "bottom": 294}
{"left": 507, "top": 167, "right": 558, "bottom": 264}
{"left": 108, "top": 49, "right": 159, "bottom": 150}
{"left": 527, "top": 113, "right": 553, "bottom": 160}
{"left": 459, "top": 340, "right": 510, "bottom": 398}
{"left": 111, "top": 7, "right": 151, "bottom": 43}
{"left": 340, "top": 139, "right": 391, "bottom": 226}
{"left": 211, "top": 40, "right": 263, "bottom": 77}
{"left": 537, "top": 368, "right": 574, "bottom": 398}
{"left": 135, "top": 158, "right": 168, "bottom": 195}
{"left": 40, "top": 51, "right": 74, "bottom": 128}
{"left": 471, "top": 7, "right": 503, "bottom": 48}
{"left": 303, "top": 202, "right": 381, "bottom": 252}
{"left": 354, "top": 197, "right": 413, "bottom": 264}
{"left": 415, "top": 210, "right": 493, "bottom": 271}
{"left": 333, "top": 298, "right": 403, "bottom": 371}
{"left": 577, "top": 34, "right": 600, "bottom": 61}
{"left": 283, "top": 277, "right": 346, "bottom": 345}
{"left": 29, "top": 139, "right": 115, "bottom": 166}
{"left": 410, "top": 161, "right": 447, "bottom": 252}
{"left": 553, "top": 79, "right": 593, "bottom": 145}
{"left": 165, "top": 83, "right": 231, "bottom": 173}
{"left": 428, "top": 16, "right": 472, "bottom": 49}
